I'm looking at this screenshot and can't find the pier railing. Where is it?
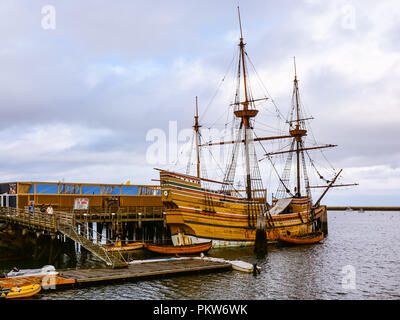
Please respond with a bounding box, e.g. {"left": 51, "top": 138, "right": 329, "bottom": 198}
{"left": 0, "top": 206, "right": 57, "bottom": 232}
{"left": 0, "top": 207, "right": 127, "bottom": 268}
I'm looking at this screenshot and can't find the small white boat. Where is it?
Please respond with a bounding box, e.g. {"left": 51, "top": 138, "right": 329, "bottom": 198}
{"left": 230, "top": 260, "right": 260, "bottom": 273}
{"left": 195, "top": 255, "right": 261, "bottom": 273}
{"left": 128, "top": 255, "right": 261, "bottom": 274}
{"left": 7, "top": 265, "right": 58, "bottom": 278}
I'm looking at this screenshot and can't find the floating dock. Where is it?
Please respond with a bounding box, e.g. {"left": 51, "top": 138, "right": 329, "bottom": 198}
{"left": 60, "top": 259, "right": 232, "bottom": 285}
{"left": 0, "top": 274, "right": 75, "bottom": 289}
{"left": 0, "top": 259, "right": 232, "bottom": 291}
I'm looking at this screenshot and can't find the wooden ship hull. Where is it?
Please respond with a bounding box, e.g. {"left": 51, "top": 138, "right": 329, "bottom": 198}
{"left": 145, "top": 240, "right": 212, "bottom": 255}
{"left": 160, "top": 170, "right": 327, "bottom": 248}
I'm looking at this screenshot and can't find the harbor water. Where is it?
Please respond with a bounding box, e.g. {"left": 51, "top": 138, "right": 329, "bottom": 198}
{"left": 1, "top": 210, "right": 399, "bottom": 300}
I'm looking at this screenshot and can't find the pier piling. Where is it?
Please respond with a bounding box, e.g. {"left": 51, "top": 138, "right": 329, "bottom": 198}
{"left": 254, "top": 214, "right": 267, "bottom": 254}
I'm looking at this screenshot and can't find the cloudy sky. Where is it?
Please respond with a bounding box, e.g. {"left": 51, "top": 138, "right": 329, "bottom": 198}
{"left": 0, "top": 0, "right": 399, "bottom": 206}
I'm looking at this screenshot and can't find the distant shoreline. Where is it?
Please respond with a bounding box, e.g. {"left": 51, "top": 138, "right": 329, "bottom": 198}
{"left": 327, "top": 206, "right": 400, "bottom": 211}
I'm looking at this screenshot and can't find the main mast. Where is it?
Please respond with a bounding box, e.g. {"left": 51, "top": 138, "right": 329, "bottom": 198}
{"left": 291, "top": 57, "right": 305, "bottom": 197}
{"left": 236, "top": 7, "right": 257, "bottom": 200}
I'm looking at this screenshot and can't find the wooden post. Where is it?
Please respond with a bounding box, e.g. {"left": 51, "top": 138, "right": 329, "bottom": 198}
{"left": 128, "top": 222, "right": 134, "bottom": 241}
{"left": 122, "top": 222, "right": 127, "bottom": 244}
{"left": 254, "top": 214, "right": 267, "bottom": 254}
{"left": 97, "top": 222, "right": 103, "bottom": 244}
{"left": 66, "top": 237, "right": 77, "bottom": 263}
{"left": 321, "top": 207, "right": 328, "bottom": 236}
{"left": 111, "top": 212, "right": 116, "bottom": 240}
{"left": 88, "top": 222, "right": 93, "bottom": 240}
{"left": 163, "top": 211, "right": 167, "bottom": 228}
{"left": 48, "top": 234, "right": 56, "bottom": 264}
{"left": 138, "top": 212, "right": 142, "bottom": 229}
{"left": 33, "top": 231, "right": 41, "bottom": 261}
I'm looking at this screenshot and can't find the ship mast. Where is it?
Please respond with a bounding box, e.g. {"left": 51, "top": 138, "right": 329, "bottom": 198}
{"left": 203, "top": 7, "right": 277, "bottom": 203}
{"left": 193, "top": 96, "right": 201, "bottom": 178}
{"left": 292, "top": 57, "right": 304, "bottom": 197}
{"left": 237, "top": 7, "right": 255, "bottom": 200}
{"left": 264, "top": 58, "right": 338, "bottom": 200}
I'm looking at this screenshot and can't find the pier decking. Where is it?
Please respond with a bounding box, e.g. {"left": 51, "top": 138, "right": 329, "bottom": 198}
{"left": 60, "top": 259, "right": 232, "bottom": 284}
{"left": 0, "top": 259, "right": 232, "bottom": 292}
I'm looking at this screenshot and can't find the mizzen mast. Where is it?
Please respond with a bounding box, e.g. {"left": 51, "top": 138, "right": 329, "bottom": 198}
{"left": 266, "top": 58, "right": 339, "bottom": 201}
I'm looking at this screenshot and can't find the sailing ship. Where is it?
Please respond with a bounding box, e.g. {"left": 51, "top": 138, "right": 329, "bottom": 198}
{"left": 157, "top": 8, "right": 351, "bottom": 248}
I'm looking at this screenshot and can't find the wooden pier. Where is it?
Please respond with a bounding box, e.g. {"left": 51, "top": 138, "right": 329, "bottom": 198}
{"left": 0, "top": 204, "right": 172, "bottom": 268}
{"left": 60, "top": 259, "right": 231, "bottom": 285}
{"left": 0, "top": 259, "right": 232, "bottom": 291}
{"left": 0, "top": 181, "right": 167, "bottom": 253}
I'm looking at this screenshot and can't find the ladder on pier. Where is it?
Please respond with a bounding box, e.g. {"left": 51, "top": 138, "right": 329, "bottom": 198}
{"left": 0, "top": 207, "right": 127, "bottom": 268}
{"left": 57, "top": 213, "right": 127, "bottom": 268}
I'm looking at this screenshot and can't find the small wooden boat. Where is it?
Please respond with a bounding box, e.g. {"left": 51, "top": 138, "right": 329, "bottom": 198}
{"left": 145, "top": 241, "right": 212, "bottom": 255}
{"left": 102, "top": 242, "right": 144, "bottom": 252}
{"left": 279, "top": 232, "right": 324, "bottom": 245}
{"left": 0, "top": 283, "right": 41, "bottom": 299}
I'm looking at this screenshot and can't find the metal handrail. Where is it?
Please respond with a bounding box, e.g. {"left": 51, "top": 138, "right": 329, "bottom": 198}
{"left": 55, "top": 211, "right": 127, "bottom": 267}
{"left": 0, "top": 207, "right": 127, "bottom": 267}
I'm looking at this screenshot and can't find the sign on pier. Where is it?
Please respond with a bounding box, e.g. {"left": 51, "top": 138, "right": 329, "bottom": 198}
{"left": 74, "top": 198, "right": 89, "bottom": 210}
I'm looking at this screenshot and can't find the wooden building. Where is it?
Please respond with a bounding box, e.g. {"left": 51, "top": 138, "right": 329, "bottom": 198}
{"left": 0, "top": 181, "right": 162, "bottom": 216}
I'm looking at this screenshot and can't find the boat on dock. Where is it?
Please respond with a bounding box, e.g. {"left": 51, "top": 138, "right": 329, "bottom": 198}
{"left": 230, "top": 260, "right": 260, "bottom": 273}
{"left": 6, "top": 265, "right": 58, "bottom": 278}
{"left": 0, "top": 283, "right": 41, "bottom": 299}
{"left": 129, "top": 256, "right": 261, "bottom": 274}
{"left": 102, "top": 241, "right": 144, "bottom": 252}
{"left": 194, "top": 256, "right": 261, "bottom": 273}
{"left": 279, "top": 232, "right": 324, "bottom": 245}
{"left": 145, "top": 241, "right": 212, "bottom": 255}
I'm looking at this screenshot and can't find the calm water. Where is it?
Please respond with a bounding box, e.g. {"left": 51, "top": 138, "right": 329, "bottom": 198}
{"left": 1, "top": 211, "right": 400, "bottom": 300}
